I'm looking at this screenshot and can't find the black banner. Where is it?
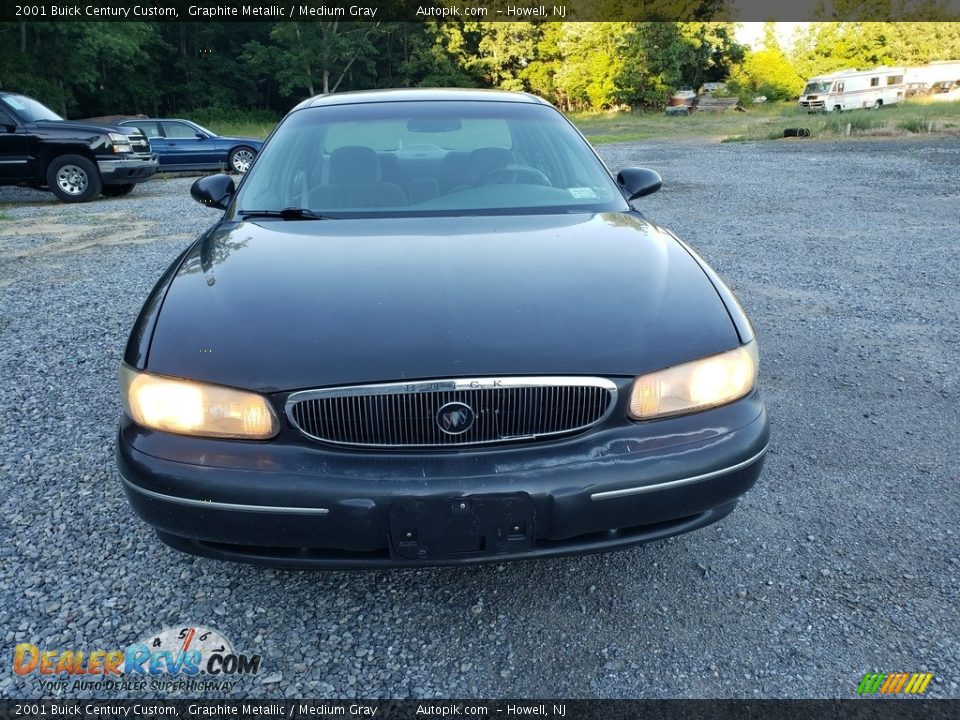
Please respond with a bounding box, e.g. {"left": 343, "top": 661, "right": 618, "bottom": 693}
{"left": 1, "top": 701, "right": 960, "bottom": 720}
{"left": 1, "top": 0, "right": 959, "bottom": 22}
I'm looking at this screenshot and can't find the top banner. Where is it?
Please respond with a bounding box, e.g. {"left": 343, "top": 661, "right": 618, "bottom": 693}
{"left": 2, "top": 0, "right": 959, "bottom": 22}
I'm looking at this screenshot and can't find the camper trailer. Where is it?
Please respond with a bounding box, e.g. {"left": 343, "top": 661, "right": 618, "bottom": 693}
{"left": 905, "top": 61, "right": 960, "bottom": 103}
{"left": 904, "top": 61, "right": 960, "bottom": 88}
{"left": 799, "top": 67, "right": 905, "bottom": 112}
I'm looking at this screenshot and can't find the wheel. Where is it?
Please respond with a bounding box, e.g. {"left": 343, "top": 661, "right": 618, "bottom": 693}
{"left": 834, "top": 105, "right": 843, "bottom": 113}
{"left": 873, "top": 100, "right": 883, "bottom": 110}
{"left": 47, "top": 155, "right": 101, "bottom": 203}
{"left": 228, "top": 146, "right": 256, "bottom": 174}
{"left": 476, "top": 165, "right": 552, "bottom": 187}
{"left": 101, "top": 183, "right": 136, "bottom": 197}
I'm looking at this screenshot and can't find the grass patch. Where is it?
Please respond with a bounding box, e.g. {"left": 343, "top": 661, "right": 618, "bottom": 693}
{"left": 822, "top": 112, "right": 886, "bottom": 134}
{"left": 203, "top": 120, "right": 276, "bottom": 140}
{"left": 0, "top": 210, "right": 13, "bottom": 221}
{"left": 897, "top": 118, "right": 928, "bottom": 133}
{"left": 191, "top": 108, "right": 280, "bottom": 140}
{"left": 570, "top": 104, "right": 788, "bottom": 143}
{"left": 569, "top": 99, "right": 960, "bottom": 143}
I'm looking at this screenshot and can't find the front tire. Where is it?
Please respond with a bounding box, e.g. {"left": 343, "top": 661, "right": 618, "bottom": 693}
{"left": 101, "top": 183, "right": 136, "bottom": 197}
{"left": 228, "top": 146, "right": 256, "bottom": 174}
{"left": 47, "top": 155, "right": 101, "bottom": 203}
{"left": 873, "top": 100, "right": 883, "bottom": 110}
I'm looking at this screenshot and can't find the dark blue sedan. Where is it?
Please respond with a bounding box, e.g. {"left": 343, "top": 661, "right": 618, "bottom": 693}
{"left": 117, "top": 118, "right": 262, "bottom": 174}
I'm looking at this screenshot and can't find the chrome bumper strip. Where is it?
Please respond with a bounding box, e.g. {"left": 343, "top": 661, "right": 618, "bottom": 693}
{"left": 120, "top": 476, "right": 329, "bottom": 515}
{"left": 590, "top": 444, "right": 769, "bottom": 501}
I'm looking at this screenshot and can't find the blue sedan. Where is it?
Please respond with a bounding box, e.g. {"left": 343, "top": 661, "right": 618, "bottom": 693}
{"left": 117, "top": 118, "right": 262, "bottom": 174}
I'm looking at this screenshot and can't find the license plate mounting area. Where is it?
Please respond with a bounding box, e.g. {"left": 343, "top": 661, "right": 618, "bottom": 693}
{"left": 389, "top": 494, "right": 534, "bottom": 561}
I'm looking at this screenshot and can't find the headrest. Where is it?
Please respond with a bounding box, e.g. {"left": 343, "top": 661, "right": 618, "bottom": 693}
{"left": 469, "top": 147, "right": 515, "bottom": 183}
{"left": 330, "top": 146, "right": 381, "bottom": 184}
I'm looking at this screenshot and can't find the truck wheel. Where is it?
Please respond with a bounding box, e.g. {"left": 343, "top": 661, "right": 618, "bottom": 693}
{"left": 873, "top": 100, "right": 883, "bottom": 110}
{"left": 228, "top": 146, "right": 256, "bottom": 174}
{"left": 101, "top": 183, "right": 136, "bottom": 197}
{"left": 47, "top": 155, "right": 101, "bottom": 203}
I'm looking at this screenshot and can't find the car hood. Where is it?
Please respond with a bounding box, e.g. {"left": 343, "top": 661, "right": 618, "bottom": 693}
{"left": 33, "top": 120, "right": 139, "bottom": 136}
{"left": 145, "top": 213, "right": 739, "bottom": 392}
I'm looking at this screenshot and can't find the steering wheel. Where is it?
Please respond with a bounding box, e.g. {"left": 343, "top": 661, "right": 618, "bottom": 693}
{"left": 476, "top": 164, "right": 552, "bottom": 187}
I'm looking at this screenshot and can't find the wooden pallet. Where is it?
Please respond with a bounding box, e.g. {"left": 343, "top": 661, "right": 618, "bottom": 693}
{"left": 696, "top": 97, "right": 743, "bottom": 113}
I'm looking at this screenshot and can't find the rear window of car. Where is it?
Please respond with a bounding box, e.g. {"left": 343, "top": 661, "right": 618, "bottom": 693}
{"left": 126, "top": 121, "right": 160, "bottom": 137}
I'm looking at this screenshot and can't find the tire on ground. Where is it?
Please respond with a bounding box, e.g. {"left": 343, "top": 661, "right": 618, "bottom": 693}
{"left": 46, "top": 154, "right": 102, "bottom": 203}
{"left": 228, "top": 146, "right": 257, "bottom": 174}
{"left": 101, "top": 183, "right": 136, "bottom": 197}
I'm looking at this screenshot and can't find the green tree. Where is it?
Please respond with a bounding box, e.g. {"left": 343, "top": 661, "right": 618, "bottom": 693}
{"left": 244, "top": 21, "right": 383, "bottom": 98}
{"left": 398, "top": 21, "right": 484, "bottom": 87}
{"left": 729, "top": 22, "right": 805, "bottom": 101}
{"left": 791, "top": 21, "right": 960, "bottom": 79}
{"left": 553, "top": 23, "right": 631, "bottom": 110}
{"left": 618, "top": 22, "right": 743, "bottom": 107}
{"left": 0, "top": 22, "right": 157, "bottom": 116}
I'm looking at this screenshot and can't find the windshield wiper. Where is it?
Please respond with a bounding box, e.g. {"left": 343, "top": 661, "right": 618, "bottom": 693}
{"left": 237, "top": 207, "right": 332, "bottom": 221}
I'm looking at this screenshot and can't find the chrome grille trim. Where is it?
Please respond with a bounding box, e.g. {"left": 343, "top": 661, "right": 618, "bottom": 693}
{"left": 286, "top": 377, "right": 618, "bottom": 448}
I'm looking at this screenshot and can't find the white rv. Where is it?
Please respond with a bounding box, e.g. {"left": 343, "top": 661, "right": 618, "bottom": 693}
{"left": 798, "top": 67, "right": 905, "bottom": 112}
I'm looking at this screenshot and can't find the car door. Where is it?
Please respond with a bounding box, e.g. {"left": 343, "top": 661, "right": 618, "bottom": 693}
{"left": 0, "top": 106, "right": 31, "bottom": 182}
{"left": 160, "top": 121, "right": 212, "bottom": 169}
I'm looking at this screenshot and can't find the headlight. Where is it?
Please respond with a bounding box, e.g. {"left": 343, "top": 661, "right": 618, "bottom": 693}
{"left": 628, "top": 342, "right": 758, "bottom": 420}
{"left": 108, "top": 132, "right": 133, "bottom": 153}
{"left": 119, "top": 364, "right": 279, "bottom": 439}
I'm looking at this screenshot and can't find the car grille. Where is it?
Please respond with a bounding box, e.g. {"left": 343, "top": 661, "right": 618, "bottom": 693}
{"left": 286, "top": 377, "right": 618, "bottom": 448}
{"left": 128, "top": 135, "right": 150, "bottom": 153}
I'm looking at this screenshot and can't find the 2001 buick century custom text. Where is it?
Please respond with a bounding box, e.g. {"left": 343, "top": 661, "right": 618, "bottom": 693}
{"left": 116, "top": 88, "right": 769, "bottom": 568}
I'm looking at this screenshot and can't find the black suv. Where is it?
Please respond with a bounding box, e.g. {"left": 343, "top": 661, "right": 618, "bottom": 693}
{"left": 0, "top": 92, "right": 158, "bottom": 202}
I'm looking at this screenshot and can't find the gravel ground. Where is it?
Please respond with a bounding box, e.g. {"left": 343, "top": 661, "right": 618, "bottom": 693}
{"left": 1, "top": 137, "right": 958, "bottom": 700}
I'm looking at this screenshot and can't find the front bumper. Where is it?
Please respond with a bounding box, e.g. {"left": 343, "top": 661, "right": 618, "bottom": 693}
{"left": 98, "top": 154, "right": 158, "bottom": 184}
{"left": 117, "top": 391, "right": 769, "bottom": 568}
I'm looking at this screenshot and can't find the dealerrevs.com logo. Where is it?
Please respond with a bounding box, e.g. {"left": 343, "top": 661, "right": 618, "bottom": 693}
{"left": 12, "top": 626, "right": 262, "bottom": 693}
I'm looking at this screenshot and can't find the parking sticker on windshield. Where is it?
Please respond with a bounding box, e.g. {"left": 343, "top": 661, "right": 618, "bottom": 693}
{"left": 568, "top": 187, "right": 598, "bottom": 199}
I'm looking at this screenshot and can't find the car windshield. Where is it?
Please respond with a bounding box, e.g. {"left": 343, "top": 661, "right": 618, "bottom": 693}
{"left": 0, "top": 94, "right": 63, "bottom": 122}
{"left": 234, "top": 100, "right": 628, "bottom": 218}
{"left": 804, "top": 82, "right": 833, "bottom": 94}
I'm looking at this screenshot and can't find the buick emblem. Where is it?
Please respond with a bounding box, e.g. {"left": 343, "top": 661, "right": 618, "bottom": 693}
{"left": 437, "top": 401, "right": 475, "bottom": 435}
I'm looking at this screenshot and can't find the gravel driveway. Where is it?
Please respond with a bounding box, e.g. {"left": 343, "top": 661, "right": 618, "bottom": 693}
{"left": 1, "top": 137, "right": 958, "bottom": 699}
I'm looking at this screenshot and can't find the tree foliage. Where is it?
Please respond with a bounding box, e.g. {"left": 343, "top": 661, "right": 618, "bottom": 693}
{"left": 1, "top": 21, "right": 958, "bottom": 118}
{"left": 729, "top": 23, "right": 804, "bottom": 101}
{"left": 791, "top": 21, "right": 960, "bottom": 78}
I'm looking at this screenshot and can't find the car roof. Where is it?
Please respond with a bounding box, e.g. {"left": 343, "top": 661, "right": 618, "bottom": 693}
{"left": 292, "top": 88, "right": 552, "bottom": 113}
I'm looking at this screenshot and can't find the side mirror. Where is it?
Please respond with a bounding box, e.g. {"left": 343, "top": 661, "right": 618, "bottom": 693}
{"left": 191, "top": 174, "right": 235, "bottom": 210}
{"left": 195, "top": 131, "right": 207, "bottom": 139}
{"left": 617, "top": 167, "right": 662, "bottom": 200}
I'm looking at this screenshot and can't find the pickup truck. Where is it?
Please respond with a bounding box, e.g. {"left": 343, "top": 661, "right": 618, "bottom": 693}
{"left": 0, "top": 92, "right": 158, "bottom": 203}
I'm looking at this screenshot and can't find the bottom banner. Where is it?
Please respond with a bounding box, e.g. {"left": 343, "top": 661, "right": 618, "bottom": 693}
{"left": 1, "top": 700, "right": 958, "bottom": 720}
